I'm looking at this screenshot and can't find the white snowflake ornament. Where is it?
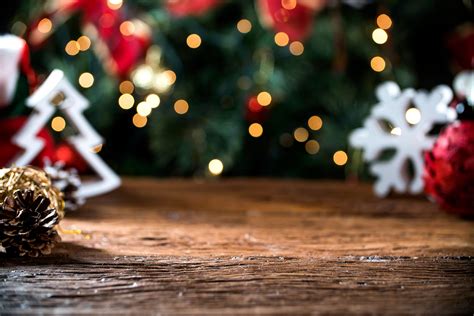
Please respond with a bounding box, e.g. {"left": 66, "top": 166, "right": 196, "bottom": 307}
{"left": 350, "top": 82, "right": 456, "bottom": 197}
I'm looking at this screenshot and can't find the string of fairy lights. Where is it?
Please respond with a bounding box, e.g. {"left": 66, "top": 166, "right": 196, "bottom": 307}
{"left": 14, "top": 1, "right": 412, "bottom": 176}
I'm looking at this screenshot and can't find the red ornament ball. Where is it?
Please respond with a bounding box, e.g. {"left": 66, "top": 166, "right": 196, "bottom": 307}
{"left": 424, "top": 120, "right": 474, "bottom": 215}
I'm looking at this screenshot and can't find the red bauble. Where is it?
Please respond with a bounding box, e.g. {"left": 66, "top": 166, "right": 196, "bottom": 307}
{"left": 245, "top": 96, "right": 270, "bottom": 123}
{"left": 424, "top": 120, "right": 474, "bottom": 215}
{"left": 28, "top": 0, "right": 150, "bottom": 78}
{"left": 166, "top": 0, "right": 221, "bottom": 17}
{"left": 55, "top": 143, "right": 89, "bottom": 173}
{"left": 257, "top": 0, "right": 326, "bottom": 41}
{"left": 0, "top": 117, "right": 56, "bottom": 167}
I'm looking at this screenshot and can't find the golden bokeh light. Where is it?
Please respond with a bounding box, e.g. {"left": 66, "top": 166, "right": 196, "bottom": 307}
{"left": 77, "top": 35, "right": 91, "bottom": 51}
{"left": 248, "top": 123, "right": 263, "bottom": 138}
{"left": 281, "top": 0, "right": 297, "bottom": 10}
{"left": 370, "top": 56, "right": 386, "bottom": 72}
{"left": 208, "top": 159, "right": 224, "bottom": 175}
{"left": 65, "top": 40, "right": 80, "bottom": 56}
{"left": 333, "top": 150, "right": 348, "bottom": 166}
{"left": 118, "top": 94, "right": 134, "bottom": 110}
{"left": 132, "top": 65, "right": 154, "bottom": 88}
{"left": 186, "top": 34, "right": 202, "bottom": 49}
{"left": 107, "top": 0, "right": 123, "bottom": 10}
{"left": 294, "top": 127, "right": 309, "bottom": 142}
{"left": 289, "top": 41, "right": 304, "bottom": 56}
{"left": 132, "top": 114, "right": 147, "bottom": 128}
{"left": 146, "top": 94, "right": 161, "bottom": 108}
{"left": 37, "top": 18, "right": 52, "bottom": 34}
{"left": 274, "top": 32, "right": 290, "bottom": 47}
{"left": 90, "top": 144, "right": 103, "bottom": 153}
{"left": 305, "top": 140, "right": 320, "bottom": 155}
{"left": 120, "top": 21, "right": 135, "bottom": 36}
{"left": 174, "top": 99, "right": 189, "bottom": 114}
{"left": 257, "top": 91, "right": 272, "bottom": 106}
{"left": 237, "top": 19, "right": 252, "bottom": 33}
{"left": 377, "top": 14, "right": 392, "bottom": 30}
{"left": 119, "top": 80, "right": 134, "bottom": 94}
{"left": 405, "top": 108, "right": 421, "bottom": 125}
{"left": 51, "top": 116, "right": 66, "bottom": 132}
{"left": 163, "top": 70, "right": 177, "bottom": 85}
{"left": 78, "top": 72, "right": 94, "bottom": 88}
{"left": 137, "top": 101, "right": 152, "bottom": 117}
{"left": 372, "top": 28, "right": 388, "bottom": 44}
{"left": 308, "top": 115, "right": 323, "bottom": 131}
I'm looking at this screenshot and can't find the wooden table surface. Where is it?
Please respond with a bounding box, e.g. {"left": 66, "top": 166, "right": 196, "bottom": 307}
{"left": 1, "top": 178, "right": 473, "bottom": 315}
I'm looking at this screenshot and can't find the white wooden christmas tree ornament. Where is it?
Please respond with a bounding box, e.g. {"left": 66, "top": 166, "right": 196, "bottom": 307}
{"left": 10, "top": 69, "right": 121, "bottom": 199}
{"left": 350, "top": 81, "right": 456, "bottom": 197}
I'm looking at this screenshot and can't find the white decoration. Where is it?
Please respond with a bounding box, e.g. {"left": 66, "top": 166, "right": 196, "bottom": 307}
{"left": 453, "top": 70, "right": 474, "bottom": 103}
{"left": 350, "top": 81, "right": 456, "bottom": 197}
{"left": 0, "top": 35, "right": 26, "bottom": 107}
{"left": 10, "top": 69, "right": 120, "bottom": 199}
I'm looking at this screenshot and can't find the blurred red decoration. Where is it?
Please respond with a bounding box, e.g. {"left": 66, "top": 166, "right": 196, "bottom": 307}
{"left": 166, "top": 0, "right": 221, "bottom": 17}
{"left": 27, "top": 0, "right": 150, "bottom": 78}
{"left": 55, "top": 143, "right": 89, "bottom": 173}
{"left": 245, "top": 96, "right": 270, "bottom": 123}
{"left": 424, "top": 120, "right": 474, "bottom": 216}
{"left": 257, "top": 0, "right": 326, "bottom": 41}
{"left": 0, "top": 117, "right": 55, "bottom": 167}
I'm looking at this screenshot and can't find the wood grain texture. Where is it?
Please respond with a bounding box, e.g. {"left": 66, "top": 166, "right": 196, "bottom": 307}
{"left": 1, "top": 178, "right": 473, "bottom": 315}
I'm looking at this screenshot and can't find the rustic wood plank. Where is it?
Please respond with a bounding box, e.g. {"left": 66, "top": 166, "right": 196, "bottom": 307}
{"left": 1, "top": 179, "right": 473, "bottom": 314}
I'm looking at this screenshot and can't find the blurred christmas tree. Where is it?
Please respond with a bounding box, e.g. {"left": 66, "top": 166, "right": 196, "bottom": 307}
{"left": 3, "top": 0, "right": 472, "bottom": 178}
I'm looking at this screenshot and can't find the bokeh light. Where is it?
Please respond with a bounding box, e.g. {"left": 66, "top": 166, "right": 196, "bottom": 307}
{"left": 137, "top": 101, "right": 152, "bottom": 117}
{"left": 372, "top": 28, "right": 388, "bottom": 44}
{"left": 305, "top": 140, "right": 320, "bottom": 155}
{"left": 333, "top": 150, "right": 348, "bottom": 166}
{"left": 377, "top": 14, "right": 392, "bottom": 30}
{"left": 107, "top": 0, "right": 123, "bottom": 10}
{"left": 274, "top": 32, "right": 289, "bottom": 46}
{"left": 370, "top": 56, "right": 386, "bottom": 72}
{"left": 132, "top": 114, "right": 147, "bottom": 128}
{"left": 294, "top": 127, "right": 309, "bottom": 142}
{"left": 174, "top": 99, "right": 189, "bottom": 114}
{"left": 208, "top": 159, "right": 224, "bottom": 175}
{"left": 289, "top": 41, "right": 304, "bottom": 56}
{"left": 78, "top": 72, "right": 94, "bottom": 88}
{"left": 248, "top": 123, "right": 263, "bottom": 138}
{"left": 119, "top": 80, "right": 134, "bottom": 94}
{"left": 308, "top": 116, "right": 323, "bottom": 131}
{"left": 187, "top": 34, "right": 202, "bottom": 49}
{"left": 405, "top": 108, "right": 421, "bottom": 125}
{"left": 281, "top": 0, "right": 297, "bottom": 10}
{"left": 146, "top": 94, "right": 161, "bottom": 108}
{"left": 65, "top": 40, "right": 80, "bottom": 56}
{"left": 257, "top": 91, "right": 272, "bottom": 106}
{"left": 120, "top": 21, "right": 135, "bottom": 36}
{"left": 118, "top": 94, "right": 134, "bottom": 110}
{"left": 237, "top": 19, "right": 252, "bottom": 33}
{"left": 37, "top": 18, "right": 52, "bottom": 34}
{"left": 51, "top": 116, "right": 66, "bottom": 132}
{"left": 77, "top": 35, "right": 91, "bottom": 51}
{"left": 133, "top": 65, "right": 154, "bottom": 88}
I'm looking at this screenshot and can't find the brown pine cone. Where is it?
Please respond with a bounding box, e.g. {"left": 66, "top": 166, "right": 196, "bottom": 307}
{"left": 0, "top": 190, "right": 61, "bottom": 257}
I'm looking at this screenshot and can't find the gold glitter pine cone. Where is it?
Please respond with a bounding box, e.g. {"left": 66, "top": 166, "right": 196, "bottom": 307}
{"left": 0, "top": 167, "right": 65, "bottom": 257}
